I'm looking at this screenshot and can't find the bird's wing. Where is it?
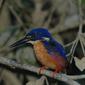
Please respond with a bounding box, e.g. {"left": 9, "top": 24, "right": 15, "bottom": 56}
{"left": 43, "top": 40, "right": 66, "bottom": 57}
{"left": 43, "top": 41, "right": 67, "bottom": 67}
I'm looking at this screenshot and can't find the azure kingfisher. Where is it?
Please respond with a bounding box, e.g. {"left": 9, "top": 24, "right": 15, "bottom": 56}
{"left": 10, "top": 28, "right": 68, "bottom": 75}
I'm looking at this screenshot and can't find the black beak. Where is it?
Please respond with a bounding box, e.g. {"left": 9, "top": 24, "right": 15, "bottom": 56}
{"left": 10, "top": 36, "right": 31, "bottom": 50}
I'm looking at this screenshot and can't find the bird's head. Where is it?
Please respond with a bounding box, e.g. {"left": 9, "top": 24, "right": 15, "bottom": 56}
{"left": 10, "top": 28, "right": 52, "bottom": 49}
{"left": 26, "top": 28, "right": 52, "bottom": 41}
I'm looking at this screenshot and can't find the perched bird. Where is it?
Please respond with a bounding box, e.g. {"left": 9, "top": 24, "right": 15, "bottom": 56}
{"left": 10, "top": 28, "right": 68, "bottom": 75}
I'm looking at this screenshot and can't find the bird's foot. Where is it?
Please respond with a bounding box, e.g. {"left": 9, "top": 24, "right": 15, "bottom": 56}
{"left": 51, "top": 66, "right": 63, "bottom": 77}
{"left": 51, "top": 70, "right": 58, "bottom": 78}
{"left": 38, "top": 66, "right": 47, "bottom": 74}
{"left": 51, "top": 67, "right": 61, "bottom": 78}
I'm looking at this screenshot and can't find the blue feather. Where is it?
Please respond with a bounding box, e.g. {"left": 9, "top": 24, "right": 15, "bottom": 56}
{"left": 43, "top": 40, "right": 67, "bottom": 59}
{"left": 27, "top": 28, "right": 67, "bottom": 59}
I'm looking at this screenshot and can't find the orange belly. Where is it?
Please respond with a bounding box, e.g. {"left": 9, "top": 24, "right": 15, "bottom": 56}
{"left": 33, "top": 40, "right": 65, "bottom": 71}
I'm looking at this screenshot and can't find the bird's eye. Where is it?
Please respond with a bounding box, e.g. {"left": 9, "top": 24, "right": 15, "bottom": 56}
{"left": 26, "top": 34, "right": 36, "bottom": 40}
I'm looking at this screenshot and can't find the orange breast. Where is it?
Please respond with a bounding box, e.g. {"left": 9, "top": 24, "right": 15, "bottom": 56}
{"left": 33, "top": 40, "right": 64, "bottom": 71}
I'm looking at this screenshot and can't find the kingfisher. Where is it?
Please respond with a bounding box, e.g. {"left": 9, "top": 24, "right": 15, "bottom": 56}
{"left": 10, "top": 28, "right": 68, "bottom": 75}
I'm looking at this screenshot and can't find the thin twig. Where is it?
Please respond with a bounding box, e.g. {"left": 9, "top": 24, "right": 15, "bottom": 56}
{"left": 0, "top": 0, "right": 5, "bottom": 13}
{"left": 0, "top": 0, "right": 4, "bottom": 8}
{"left": 79, "top": 36, "right": 85, "bottom": 56}
{"left": 64, "top": 41, "right": 74, "bottom": 47}
{"left": 6, "top": 3, "right": 27, "bottom": 33}
{"left": 78, "top": 0, "right": 83, "bottom": 34}
{"left": 65, "top": 0, "right": 85, "bottom": 62}
{"left": 67, "top": 75, "right": 85, "bottom": 80}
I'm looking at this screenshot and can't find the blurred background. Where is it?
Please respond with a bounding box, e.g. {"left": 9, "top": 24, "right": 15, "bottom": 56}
{"left": 0, "top": 0, "right": 85, "bottom": 85}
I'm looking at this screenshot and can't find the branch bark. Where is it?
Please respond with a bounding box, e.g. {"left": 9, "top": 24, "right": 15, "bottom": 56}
{"left": 0, "top": 56, "right": 81, "bottom": 85}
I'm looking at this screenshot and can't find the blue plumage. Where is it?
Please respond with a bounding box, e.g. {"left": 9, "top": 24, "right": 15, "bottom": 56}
{"left": 26, "top": 28, "right": 67, "bottom": 59}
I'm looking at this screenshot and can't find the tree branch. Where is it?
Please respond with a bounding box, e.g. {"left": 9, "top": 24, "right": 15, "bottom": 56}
{"left": 0, "top": 56, "right": 81, "bottom": 85}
